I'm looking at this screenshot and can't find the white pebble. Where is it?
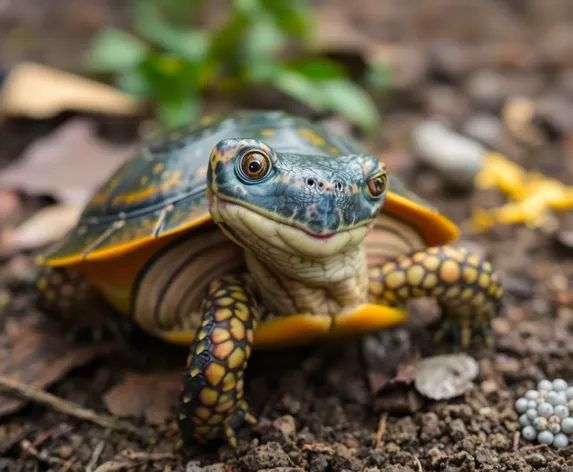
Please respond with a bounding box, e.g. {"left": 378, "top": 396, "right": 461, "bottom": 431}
{"left": 553, "top": 433, "right": 569, "bottom": 448}
{"left": 525, "top": 390, "right": 539, "bottom": 400}
{"left": 528, "top": 400, "right": 537, "bottom": 410}
{"left": 557, "top": 392, "right": 567, "bottom": 405}
{"left": 561, "top": 417, "right": 573, "bottom": 434}
{"left": 527, "top": 408, "right": 539, "bottom": 420}
{"left": 522, "top": 425, "right": 537, "bottom": 441}
{"left": 538, "top": 430, "right": 554, "bottom": 445}
{"left": 538, "top": 380, "right": 553, "bottom": 391}
{"left": 537, "top": 402, "right": 554, "bottom": 418}
{"left": 566, "top": 387, "right": 573, "bottom": 400}
{"left": 515, "top": 397, "right": 529, "bottom": 413}
{"left": 519, "top": 414, "right": 531, "bottom": 426}
{"left": 548, "top": 422, "right": 561, "bottom": 434}
{"left": 549, "top": 415, "right": 561, "bottom": 424}
{"left": 533, "top": 417, "right": 548, "bottom": 430}
{"left": 546, "top": 391, "right": 561, "bottom": 405}
{"left": 553, "top": 379, "right": 568, "bottom": 391}
{"left": 554, "top": 405, "right": 569, "bottom": 419}
{"left": 567, "top": 399, "right": 573, "bottom": 410}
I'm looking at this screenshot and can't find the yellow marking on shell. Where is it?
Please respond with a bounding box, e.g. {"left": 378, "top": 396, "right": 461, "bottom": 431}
{"left": 207, "top": 414, "right": 225, "bottom": 425}
{"left": 195, "top": 343, "right": 207, "bottom": 355}
{"left": 412, "top": 252, "right": 427, "bottom": 263}
{"left": 245, "top": 345, "right": 251, "bottom": 360}
{"left": 212, "top": 327, "right": 231, "bottom": 343}
{"left": 383, "top": 292, "right": 397, "bottom": 303}
{"left": 422, "top": 255, "right": 441, "bottom": 271}
{"left": 190, "top": 367, "right": 201, "bottom": 377}
{"left": 229, "top": 318, "right": 245, "bottom": 340}
{"left": 195, "top": 406, "right": 212, "bottom": 420}
{"left": 222, "top": 372, "right": 236, "bottom": 392}
{"left": 398, "top": 287, "right": 409, "bottom": 298}
{"left": 197, "top": 329, "right": 208, "bottom": 341}
{"left": 478, "top": 273, "right": 490, "bottom": 289}
{"left": 260, "top": 128, "right": 276, "bottom": 137}
{"left": 462, "top": 267, "right": 478, "bottom": 284}
{"left": 483, "top": 261, "right": 492, "bottom": 272}
{"left": 496, "top": 286, "right": 503, "bottom": 298}
{"left": 369, "top": 280, "right": 384, "bottom": 296}
{"left": 214, "top": 308, "right": 233, "bottom": 322}
{"left": 205, "top": 363, "right": 226, "bottom": 386}
{"left": 152, "top": 163, "right": 164, "bottom": 174}
{"left": 194, "top": 425, "right": 212, "bottom": 435}
{"left": 182, "top": 395, "right": 191, "bottom": 403}
{"left": 467, "top": 255, "right": 481, "bottom": 266}
{"left": 227, "top": 347, "right": 245, "bottom": 369}
{"left": 433, "top": 286, "right": 445, "bottom": 296}
{"left": 236, "top": 378, "right": 244, "bottom": 395}
{"left": 234, "top": 303, "right": 250, "bottom": 322}
{"left": 110, "top": 170, "right": 182, "bottom": 205}
{"left": 406, "top": 265, "right": 425, "bottom": 286}
{"left": 247, "top": 329, "right": 254, "bottom": 344}
{"left": 199, "top": 387, "right": 219, "bottom": 406}
{"left": 439, "top": 261, "right": 461, "bottom": 284}
{"left": 385, "top": 271, "right": 406, "bottom": 290}
{"left": 422, "top": 273, "right": 438, "bottom": 288}
{"left": 299, "top": 128, "right": 326, "bottom": 146}
{"left": 213, "top": 340, "right": 235, "bottom": 360}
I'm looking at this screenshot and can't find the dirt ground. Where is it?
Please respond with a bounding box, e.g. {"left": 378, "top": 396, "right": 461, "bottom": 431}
{"left": 2, "top": 1, "right": 573, "bottom": 471}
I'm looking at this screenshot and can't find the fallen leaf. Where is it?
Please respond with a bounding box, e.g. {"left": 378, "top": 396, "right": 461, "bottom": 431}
{"left": 1, "top": 204, "right": 82, "bottom": 253}
{"left": 0, "top": 118, "right": 136, "bottom": 206}
{"left": 103, "top": 370, "right": 181, "bottom": 424}
{"left": 373, "top": 355, "right": 424, "bottom": 414}
{"left": 414, "top": 353, "right": 479, "bottom": 400}
{"left": 0, "top": 62, "right": 144, "bottom": 119}
{"left": 0, "top": 314, "right": 111, "bottom": 417}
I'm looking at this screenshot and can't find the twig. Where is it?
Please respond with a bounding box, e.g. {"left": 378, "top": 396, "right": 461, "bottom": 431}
{"left": 121, "top": 449, "right": 177, "bottom": 461}
{"left": 413, "top": 455, "right": 423, "bottom": 472}
{"left": 513, "top": 431, "right": 520, "bottom": 452}
{"left": 0, "top": 374, "right": 152, "bottom": 443}
{"left": 86, "top": 440, "right": 107, "bottom": 472}
{"left": 375, "top": 413, "right": 388, "bottom": 448}
{"left": 20, "top": 439, "right": 68, "bottom": 467}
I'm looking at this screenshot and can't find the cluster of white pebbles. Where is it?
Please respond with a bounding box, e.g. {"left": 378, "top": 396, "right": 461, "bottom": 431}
{"left": 515, "top": 379, "right": 573, "bottom": 448}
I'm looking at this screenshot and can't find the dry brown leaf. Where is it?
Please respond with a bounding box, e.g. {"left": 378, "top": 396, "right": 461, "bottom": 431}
{"left": 103, "top": 370, "right": 181, "bottom": 425}
{"left": 0, "top": 118, "right": 136, "bottom": 206}
{"left": 0, "top": 314, "right": 111, "bottom": 417}
{"left": 2, "top": 204, "right": 82, "bottom": 252}
{"left": 0, "top": 62, "right": 143, "bottom": 119}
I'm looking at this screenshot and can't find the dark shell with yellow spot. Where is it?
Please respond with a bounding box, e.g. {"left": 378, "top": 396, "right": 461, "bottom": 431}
{"left": 39, "top": 110, "right": 458, "bottom": 267}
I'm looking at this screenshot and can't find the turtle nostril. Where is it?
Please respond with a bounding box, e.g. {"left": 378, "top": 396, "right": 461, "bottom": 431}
{"left": 318, "top": 181, "right": 325, "bottom": 189}
{"left": 306, "top": 177, "right": 316, "bottom": 187}
{"left": 334, "top": 181, "right": 343, "bottom": 192}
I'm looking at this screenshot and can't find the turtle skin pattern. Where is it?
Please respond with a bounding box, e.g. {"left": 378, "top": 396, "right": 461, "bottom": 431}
{"left": 369, "top": 245, "right": 503, "bottom": 346}
{"left": 178, "top": 275, "right": 258, "bottom": 447}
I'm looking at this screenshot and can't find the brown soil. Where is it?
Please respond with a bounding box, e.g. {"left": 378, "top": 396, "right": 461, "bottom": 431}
{"left": 2, "top": 1, "right": 573, "bottom": 471}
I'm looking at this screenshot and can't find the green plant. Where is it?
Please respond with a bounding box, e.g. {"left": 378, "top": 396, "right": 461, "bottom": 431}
{"left": 86, "top": 0, "right": 384, "bottom": 131}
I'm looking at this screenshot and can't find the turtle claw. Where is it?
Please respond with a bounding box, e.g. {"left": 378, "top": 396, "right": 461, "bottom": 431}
{"left": 222, "top": 401, "right": 258, "bottom": 448}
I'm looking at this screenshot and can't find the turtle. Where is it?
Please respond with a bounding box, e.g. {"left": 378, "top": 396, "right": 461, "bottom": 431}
{"left": 35, "top": 110, "right": 503, "bottom": 448}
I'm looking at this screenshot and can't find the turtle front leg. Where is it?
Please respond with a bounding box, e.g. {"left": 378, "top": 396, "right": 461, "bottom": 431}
{"left": 368, "top": 245, "right": 503, "bottom": 347}
{"left": 179, "top": 274, "right": 258, "bottom": 448}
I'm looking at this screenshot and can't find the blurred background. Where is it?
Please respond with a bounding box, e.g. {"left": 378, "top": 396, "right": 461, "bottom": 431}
{"left": 1, "top": 1, "right": 573, "bottom": 470}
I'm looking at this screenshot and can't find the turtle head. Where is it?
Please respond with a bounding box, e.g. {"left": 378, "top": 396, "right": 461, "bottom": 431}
{"left": 207, "top": 138, "right": 388, "bottom": 257}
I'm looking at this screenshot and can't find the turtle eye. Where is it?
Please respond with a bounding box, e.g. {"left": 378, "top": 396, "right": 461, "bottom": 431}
{"left": 239, "top": 151, "right": 272, "bottom": 181}
{"left": 366, "top": 172, "right": 388, "bottom": 198}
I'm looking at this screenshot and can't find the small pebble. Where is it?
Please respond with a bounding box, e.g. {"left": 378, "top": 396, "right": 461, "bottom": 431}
{"left": 553, "top": 379, "right": 568, "bottom": 391}
{"left": 546, "top": 391, "right": 561, "bottom": 405}
{"left": 554, "top": 405, "right": 569, "bottom": 419}
{"left": 553, "top": 433, "right": 569, "bottom": 448}
{"left": 515, "top": 398, "right": 529, "bottom": 413}
{"left": 538, "top": 403, "right": 554, "bottom": 418}
{"left": 566, "top": 387, "right": 573, "bottom": 400}
{"left": 527, "top": 408, "right": 538, "bottom": 420}
{"left": 561, "top": 417, "right": 573, "bottom": 434}
{"left": 538, "top": 380, "right": 553, "bottom": 391}
{"left": 548, "top": 415, "right": 561, "bottom": 424}
{"left": 548, "top": 422, "right": 561, "bottom": 434}
{"left": 533, "top": 417, "right": 548, "bottom": 430}
{"left": 567, "top": 399, "right": 573, "bottom": 410}
{"left": 525, "top": 390, "right": 539, "bottom": 400}
{"left": 557, "top": 392, "right": 567, "bottom": 405}
{"left": 527, "top": 400, "right": 537, "bottom": 410}
{"left": 519, "top": 414, "right": 531, "bottom": 426}
{"left": 522, "top": 425, "right": 537, "bottom": 441}
{"left": 538, "top": 430, "right": 554, "bottom": 445}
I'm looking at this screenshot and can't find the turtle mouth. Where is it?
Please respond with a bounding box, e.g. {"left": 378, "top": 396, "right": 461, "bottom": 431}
{"left": 210, "top": 193, "right": 339, "bottom": 240}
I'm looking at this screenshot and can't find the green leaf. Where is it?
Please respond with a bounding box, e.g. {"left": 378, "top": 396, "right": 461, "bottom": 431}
{"left": 115, "top": 69, "right": 152, "bottom": 97}
{"left": 232, "top": 0, "right": 262, "bottom": 15}
{"left": 287, "top": 57, "right": 348, "bottom": 80}
{"left": 156, "top": 96, "right": 201, "bottom": 130}
{"left": 261, "top": 0, "right": 310, "bottom": 38}
{"left": 85, "top": 27, "right": 148, "bottom": 72}
{"left": 132, "top": 0, "right": 209, "bottom": 62}
{"left": 320, "top": 79, "right": 380, "bottom": 131}
{"left": 272, "top": 69, "right": 325, "bottom": 109}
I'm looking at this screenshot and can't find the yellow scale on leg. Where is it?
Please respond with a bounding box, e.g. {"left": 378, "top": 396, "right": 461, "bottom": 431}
{"left": 178, "top": 275, "right": 258, "bottom": 447}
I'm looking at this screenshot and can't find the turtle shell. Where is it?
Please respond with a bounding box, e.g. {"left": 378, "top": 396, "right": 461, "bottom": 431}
{"left": 40, "top": 110, "right": 459, "bottom": 267}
